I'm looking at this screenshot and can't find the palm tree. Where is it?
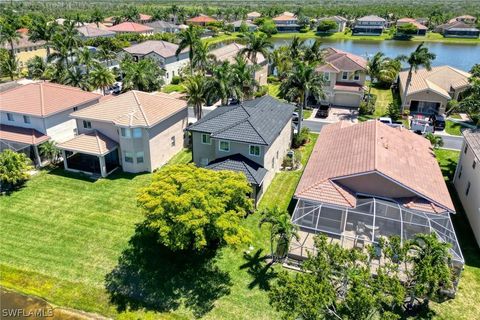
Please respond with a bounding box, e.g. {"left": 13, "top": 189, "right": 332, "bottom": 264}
{"left": 121, "top": 58, "right": 164, "bottom": 92}
{"left": 279, "top": 61, "right": 327, "bottom": 133}
{"left": 270, "top": 46, "right": 292, "bottom": 79}
{"left": 192, "top": 41, "right": 213, "bottom": 74}
{"left": 0, "top": 21, "right": 20, "bottom": 57}
{"left": 123, "top": 6, "right": 140, "bottom": 22}
{"left": 39, "top": 141, "right": 60, "bottom": 164}
{"left": 29, "top": 16, "right": 58, "bottom": 58}
{"left": 76, "top": 47, "right": 98, "bottom": 76}
{"left": 425, "top": 133, "right": 444, "bottom": 149}
{"left": 183, "top": 74, "right": 208, "bottom": 120}
{"left": 207, "top": 61, "right": 239, "bottom": 105}
{"left": 366, "top": 52, "right": 386, "bottom": 107}
{"left": 62, "top": 66, "right": 91, "bottom": 91}
{"left": 259, "top": 207, "right": 299, "bottom": 262}
{"left": 170, "top": 4, "right": 179, "bottom": 24}
{"left": 27, "top": 56, "right": 48, "bottom": 79}
{"left": 240, "top": 32, "right": 273, "bottom": 66}
{"left": 90, "top": 8, "right": 104, "bottom": 27}
{"left": 288, "top": 36, "right": 306, "bottom": 60}
{"left": 0, "top": 54, "right": 19, "bottom": 81}
{"left": 89, "top": 65, "right": 115, "bottom": 95}
{"left": 96, "top": 46, "right": 116, "bottom": 67}
{"left": 49, "top": 35, "right": 71, "bottom": 68}
{"left": 398, "top": 42, "right": 436, "bottom": 113}
{"left": 176, "top": 25, "right": 201, "bottom": 75}
{"left": 232, "top": 55, "right": 259, "bottom": 101}
{"left": 62, "top": 20, "right": 81, "bottom": 55}
{"left": 304, "top": 39, "right": 324, "bottom": 64}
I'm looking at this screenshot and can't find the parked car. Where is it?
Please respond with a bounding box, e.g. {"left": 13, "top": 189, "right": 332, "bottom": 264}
{"left": 411, "top": 115, "right": 434, "bottom": 134}
{"left": 316, "top": 104, "right": 331, "bottom": 118}
{"left": 292, "top": 112, "right": 304, "bottom": 123}
{"left": 429, "top": 114, "right": 446, "bottom": 131}
{"left": 107, "top": 82, "right": 122, "bottom": 95}
{"left": 378, "top": 117, "right": 392, "bottom": 124}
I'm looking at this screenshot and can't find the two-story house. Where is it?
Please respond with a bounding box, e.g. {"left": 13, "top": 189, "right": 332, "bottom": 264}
{"left": 123, "top": 40, "right": 189, "bottom": 84}
{"left": 272, "top": 12, "right": 300, "bottom": 32}
{"left": 353, "top": 15, "right": 386, "bottom": 35}
{"left": 107, "top": 22, "right": 154, "bottom": 35}
{"left": 186, "top": 95, "right": 295, "bottom": 204}
{"left": 57, "top": 90, "right": 188, "bottom": 177}
{"left": 454, "top": 129, "right": 480, "bottom": 247}
{"left": 0, "top": 82, "right": 101, "bottom": 166}
{"left": 2, "top": 31, "right": 46, "bottom": 70}
{"left": 315, "top": 47, "right": 367, "bottom": 108}
{"left": 317, "top": 16, "right": 348, "bottom": 33}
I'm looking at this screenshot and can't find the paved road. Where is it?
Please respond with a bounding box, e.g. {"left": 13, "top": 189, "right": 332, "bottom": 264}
{"left": 437, "top": 134, "right": 464, "bottom": 151}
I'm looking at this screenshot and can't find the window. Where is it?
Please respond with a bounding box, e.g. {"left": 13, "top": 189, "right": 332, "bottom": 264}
{"left": 272, "top": 157, "right": 275, "bottom": 169}
{"left": 219, "top": 140, "right": 230, "bottom": 152}
{"left": 73, "top": 106, "right": 78, "bottom": 112}
{"left": 473, "top": 160, "right": 477, "bottom": 170}
{"left": 6, "top": 113, "right": 14, "bottom": 121}
{"left": 276, "top": 150, "right": 279, "bottom": 159}
{"left": 324, "top": 72, "right": 330, "bottom": 81}
{"left": 124, "top": 152, "right": 134, "bottom": 163}
{"left": 353, "top": 71, "right": 360, "bottom": 81}
{"left": 120, "top": 128, "right": 131, "bottom": 138}
{"left": 466, "top": 181, "right": 471, "bottom": 196}
{"left": 83, "top": 120, "right": 92, "bottom": 129}
{"left": 342, "top": 72, "right": 348, "bottom": 80}
{"left": 201, "top": 134, "right": 211, "bottom": 145}
{"left": 200, "top": 157, "right": 209, "bottom": 166}
{"left": 136, "top": 152, "right": 144, "bottom": 163}
{"left": 132, "top": 128, "right": 142, "bottom": 138}
{"left": 23, "top": 115, "right": 31, "bottom": 124}
{"left": 464, "top": 145, "right": 468, "bottom": 154}
{"left": 458, "top": 165, "right": 463, "bottom": 179}
{"left": 171, "top": 136, "right": 176, "bottom": 147}
{"left": 249, "top": 145, "right": 260, "bottom": 156}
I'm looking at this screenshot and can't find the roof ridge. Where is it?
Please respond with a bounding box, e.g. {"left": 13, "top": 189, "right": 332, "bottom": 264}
{"left": 373, "top": 120, "right": 378, "bottom": 170}
{"left": 245, "top": 118, "right": 268, "bottom": 145}
{"left": 39, "top": 82, "right": 45, "bottom": 116}
{"left": 93, "top": 130, "right": 103, "bottom": 154}
{"left": 131, "top": 91, "right": 150, "bottom": 126}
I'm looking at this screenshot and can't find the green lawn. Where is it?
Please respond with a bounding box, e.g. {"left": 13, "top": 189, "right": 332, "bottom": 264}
{"left": 203, "top": 32, "right": 242, "bottom": 45}
{"left": 162, "top": 83, "right": 185, "bottom": 94}
{"left": 445, "top": 120, "right": 463, "bottom": 136}
{"left": 267, "top": 83, "right": 280, "bottom": 98}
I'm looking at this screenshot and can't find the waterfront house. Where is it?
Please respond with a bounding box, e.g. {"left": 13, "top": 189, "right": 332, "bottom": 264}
{"left": 247, "top": 11, "right": 262, "bottom": 21}
{"left": 454, "top": 129, "right": 480, "bottom": 247}
{"left": 396, "top": 18, "right": 428, "bottom": 36}
{"left": 315, "top": 47, "right": 367, "bottom": 108}
{"left": 449, "top": 15, "right": 477, "bottom": 24}
{"left": 289, "top": 120, "right": 463, "bottom": 280}
{"left": 186, "top": 15, "right": 218, "bottom": 26}
{"left": 186, "top": 95, "right": 294, "bottom": 204}
{"left": 398, "top": 65, "right": 471, "bottom": 115}
{"left": 353, "top": 15, "right": 386, "bottom": 35}
{"left": 229, "top": 20, "right": 258, "bottom": 32}
{"left": 107, "top": 22, "right": 154, "bottom": 35}
{"left": 123, "top": 40, "right": 189, "bottom": 84}
{"left": 435, "top": 21, "right": 480, "bottom": 38}
{"left": 138, "top": 13, "right": 152, "bottom": 24}
{"left": 317, "top": 16, "right": 348, "bottom": 32}
{"left": 144, "top": 20, "right": 179, "bottom": 33}
{"left": 273, "top": 12, "right": 300, "bottom": 32}
{"left": 0, "top": 82, "right": 101, "bottom": 166}
{"left": 58, "top": 91, "right": 188, "bottom": 177}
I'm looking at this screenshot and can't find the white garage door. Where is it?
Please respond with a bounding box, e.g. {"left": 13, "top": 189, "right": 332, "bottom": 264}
{"left": 334, "top": 94, "right": 361, "bottom": 108}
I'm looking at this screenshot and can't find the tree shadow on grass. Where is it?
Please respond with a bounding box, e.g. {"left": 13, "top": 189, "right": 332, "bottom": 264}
{"left": 239, "top": 249, "right": 277, "bottom": 291}
{"left": 105, "top": 223, "right": 232, "bottom": 318}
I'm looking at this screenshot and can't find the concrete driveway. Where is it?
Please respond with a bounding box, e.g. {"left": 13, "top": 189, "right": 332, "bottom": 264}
{"left": 311, "top": 107, "right": 358, "bottom": 123}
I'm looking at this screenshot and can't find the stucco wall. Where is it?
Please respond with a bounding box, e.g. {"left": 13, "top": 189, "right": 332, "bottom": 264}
{"left": 337, "top": 172, "right": 417, "bottom": 198}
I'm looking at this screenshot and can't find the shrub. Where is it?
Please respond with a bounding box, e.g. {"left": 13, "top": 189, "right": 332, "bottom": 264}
{"left": 317, "top": 20, "right": 337, "bottom": 32}
{"left": 0, "top": 150, "right": 33, "bottom": 191}
{"left": 254, "top": 85, "right": 268, "bottom": 97}
{"left": 387, "top": 102, "right": 401, "bottom": 121}
{"left": 292, "top": 127, "right": 310, "bottom": 148}
{"left": 299, "top": 27, "right": 309, "bottom": 33}
{"left": 359, "top": 100, "right": 375, "bottom": 116}
{"left": 171, "top": 75, "right": 181, "bottom": 85}
{"left": 267, "top": 75, "right": 279, "bottom": 83}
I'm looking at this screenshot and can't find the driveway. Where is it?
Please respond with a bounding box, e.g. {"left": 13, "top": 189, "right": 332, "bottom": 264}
{"left": 309, "top": 107, "right": 358, "bottom": 123}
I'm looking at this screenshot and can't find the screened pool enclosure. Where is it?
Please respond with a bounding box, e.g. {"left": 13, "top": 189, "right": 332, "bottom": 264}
{"left": 289, "top": 197, "right": 464, "bottom": 269}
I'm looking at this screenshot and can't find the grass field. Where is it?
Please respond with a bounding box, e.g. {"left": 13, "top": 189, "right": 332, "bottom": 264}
{"left": 445, "top": 120, "right": 463, "bottom": 136}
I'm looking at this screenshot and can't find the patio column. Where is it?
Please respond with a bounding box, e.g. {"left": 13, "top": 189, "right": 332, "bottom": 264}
{"left": 33, "top": 145, "right": 42, "bottom": 167}
{"left": 62, "top": 150, "right": 69, "bottom": 170}
{"left": 99, "top": 155, "right": 107, "bottom": 177}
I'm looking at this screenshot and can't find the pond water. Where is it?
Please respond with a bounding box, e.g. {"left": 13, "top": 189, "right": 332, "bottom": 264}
{"left": 271, "top": 38, "right": 480, "bottom": 71}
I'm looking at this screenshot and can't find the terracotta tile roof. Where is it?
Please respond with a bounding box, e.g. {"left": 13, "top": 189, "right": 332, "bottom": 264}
{"left": 449, "top": 15, "right": 477, "bottom": 23}
{"left": 16, "top": 28, "right": 29, "bottom": 34}
{"left": 108, "top": 22, "right": 153, "bottom": 33}
{"left": 186, "top": 15, "right": 217, "bottom": 24}
{"left": 58, "top": 130, "right": 118, "bottom": 156}
{"left": 210, "top": 42, "right": 265, "bottom": 65}
{"left": 2, "top": 34, "right": 45, "bottom": 50}
{"left": 273, "top": 13, "right": 297, "bottom": 21}
{"left": 71, "top": 90, "right": 187, "bottom": 128}
{"left": 295, "top": 121, "right": 455, "bottom": 213}
{"left": 0, "top": 82, "right": 101, "bottom": 117}
{"left": 247, "top": 11, "right": 262, "bottom": 18}
{"left": 123, "top": 40, "right": 186, "bottom": 58}
{"left": 139, "top": 13, "right": 152, "bottom": 21}
{"left": 0, "top": 124, "right": 49, "bottom": 146}
{"left": 316, "top": 47, "right": 367, "bottom": 73}
{"left": 76, "top": 25, "right": 115, "bottom": 38}
{"left": 397, "top": 18, "right": 428, "bottom": 30}
{"left": 399, "top": 65, "right": 471, "bottom": 99}
{"left": 463, "top": 129, "right": 480, "bottom": 160}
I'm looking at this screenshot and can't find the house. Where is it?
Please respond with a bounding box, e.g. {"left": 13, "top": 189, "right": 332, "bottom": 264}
{"left": 246, "top": 11, "right": 262, "bottom": 21}
{"left": 396, "top": 18, "right": 428, "bottom": 36}
{"left": 289, "top": 120, "right": 463, "bottom": 278}
{"left": 186, "top": 15, "right": 218, "bottom": 26}
{"left": 57, "top": 91, "right": 188, "bottom": 177}
{"left": 209, "top": 43, "right": 268, "bottom": 85}
{"left": 123, "top": 40, "right": 189, "bottom": 84}
{"left": 186, "top": 95, "right": 295, "bottom": 204}
{"left": 107, "top": 22, "right": 154, "bottom": 35}
{"left": 0, "top": 82, "right": 101, "bottom": 166}
{"left": 435, "top": 21, "right": 480, "bottom": 38}
{"left": 317, "top": 16, "right": 348, "bottom": 32}
{"left": 454, "top": 129, "right": 480, "bottom": 247}
{"left": 2, "top": 33, "right": 46, "bottom": 70}
{"left": 138, "top": 13, "right": 152, "bottom": 24}
{"left": 398, "top": 65, "right": 471, "bottom": 115}
{"left": 76, "top": 24, "right": 116, "bottom": 39}
{"left": 449, "top": 15, "right": 477, "bottom": 24}
{"left": 273, "top": 12, "right": 300, "bottom": 32}
{"left": 353, "top": 15, "right": 386, "bottom": 35}
{"left": 144, "top": 20, "right": 179, "bottom": 33}
{"left": 229, "top": 20, "right": 258, "bottom": 32}
{"left": 315, "top": 47, "right": 367, "bottom": 108}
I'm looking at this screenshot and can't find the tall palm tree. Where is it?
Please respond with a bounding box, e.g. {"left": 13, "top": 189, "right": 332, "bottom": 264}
{"left": 232, "top": 55, "right": 258, "bottom": 101}
{"left": 303, "top": 39, "right": 324, "bottom": 64}
{"left": 279, "top": 61, "right": 326, "bottom": 133}
{"left": 121, "top": 58, "right": 164, "bottom": 92}
{"left": 259, "top": 207, "right": 300, "bottom": 262}
{"left": 62, "top": 20, "right": 81, "bottom": 55}
{"left": 207, "top": 61, "right": 239, "bottom": 105}
{"left": 27, "top": 56, "right": 48, "bottom": 79}
{"left": 96, "top": 46, "right": 116, "bottom": 67}
{"left": 123, "top": 6, "right": 140, "bottom": 22}
{"left": 176, "top": 25, "right": 201, "bottom": 75}
{"left": 0, "top": 21, "right": 20, "bottom": 57}
{"left": 192, "top": 41, "right": 213, "bottom": 74}
{"left": 0, "top": 54, "right": 19, "bottom": 81}
{"left": 62, "top": 66, "right": 91, "bottom": 91}
{"left": 240, "top": 32, "right": 273, "bottom": 66}
{"left": 76, "top": 47, "right": 98, "bottom": 76}
{"left": 183, "top": 74, "right": 208, "bottom": 120}
{"left": 398, "top": 42, "right": 436, "bottom": 112}
{"left": 89, "top": 65, "right": 115, "bottom": 95}
{"left": 270, "top": 46, "right": 292, "bottom": 79}
{"left": 366, "top": 52, "right": 386, "bottom": 107}
{"left": 288, "top": 36, "right": 306, "bottom": 60}
{"left": 49, "top": 34, "right": 71, "bottom": 69}
{"left": 29, "top": 16, "right": 58, "bottom": 58}
{"left": 39, "top": 141, "right": 60, "bottom": 164}
{"left": 90, "top": 8, "right": 104, "bottom": 27}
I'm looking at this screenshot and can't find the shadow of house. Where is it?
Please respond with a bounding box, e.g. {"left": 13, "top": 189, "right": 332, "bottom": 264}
{"left": 105, "top": 224, "right": 232, "bottom": 318}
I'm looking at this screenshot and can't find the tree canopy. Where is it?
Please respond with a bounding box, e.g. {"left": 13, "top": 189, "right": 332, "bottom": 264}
{"left": 137, "top": 164, "right": 254, "bottom": 251}
{"left": 0, "top": 150, "right": 33, "bottom": 191}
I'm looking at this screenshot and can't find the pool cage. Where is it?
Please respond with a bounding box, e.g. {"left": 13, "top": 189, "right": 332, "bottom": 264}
{"left": 289, "top": 197, "right": 464, "bottom": 280}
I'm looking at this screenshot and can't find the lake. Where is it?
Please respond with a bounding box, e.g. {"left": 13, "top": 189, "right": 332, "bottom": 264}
{"left": 271, "top": 38, "right": 480, "bottom": 71}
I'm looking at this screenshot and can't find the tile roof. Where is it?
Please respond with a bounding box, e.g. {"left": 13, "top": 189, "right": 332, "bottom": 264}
{"left": 186, "top": 15, "right": 217, "bottom": 23}
{"left": 108, "top": 22, "right": 153, "bottom": 33}
{"left": 76, "top": 25, "right": 116, "bottom": 38}
{"left": 0, "top": 124, "right": 49, "bottom": 146}
{"left": 396, "top": 18, "right": 428, "bottom": 30}
{"left": 319, "top": 16, "right": 348, "bottom": 23}
{"left": 71, "top": 90, "right": 187, "bottom": 128}
{"left": 2, "top": 34, "right": 45, "bottom": 50}
{"left": 357, "top": 15, "right": 386, "bottom": 22}
{"left": 145, "top": 20, "right": 178, "bottom": 30}
{"left": 123, "top": 40, "right": 186, "bottom": 58}
{"left": 247, "top": 11, "right": 262, "bottom": 18}
{"left": 187, "top": 95, "right": 295, "bottom": 146}
{"left": 139, "top": 13, "right": 152, "bottom": 21}
{"left": 295, "top": 120, "right": 455, "bottom": 213}
{"left": 0, "top": 82, "right": 101, "bottom": 117}
{"left": 206, "top": 154, "right": 268, "bottom": 185}
{"left": 273, "top": 13, "right": 298, "bottom": 21}
{"left": 399, "top": 65, "right": 471, "bottom": 99}
{"left": 209, "top": 42, "right": 265, "bottom": 65}
{"left": 57, "top": 130, "right": 118, "bottom": 156}
{"left": 441, "top": 21, "right": 480, "bottom": 31}
{"left": 463, "top": 128, "right": 480, "bottom": 160}
{"left": 316, "top": 47, "right": 367, "bottom": 73}
{"left": 230, "top": 20, "right": 257, "bottom": 28}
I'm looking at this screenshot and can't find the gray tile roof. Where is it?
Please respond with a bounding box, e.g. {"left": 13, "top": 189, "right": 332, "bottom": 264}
{"left": 187, "top": 95, "right": 295, "bottom": 145}
{"left": 464, "top": 128, "right": 480, "bottom": 159}
{"left": 206, "top": 154, "right": 268, "bottom": 185}
{"left": 145, "top": 20, "right": 178, "bottom": 30}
